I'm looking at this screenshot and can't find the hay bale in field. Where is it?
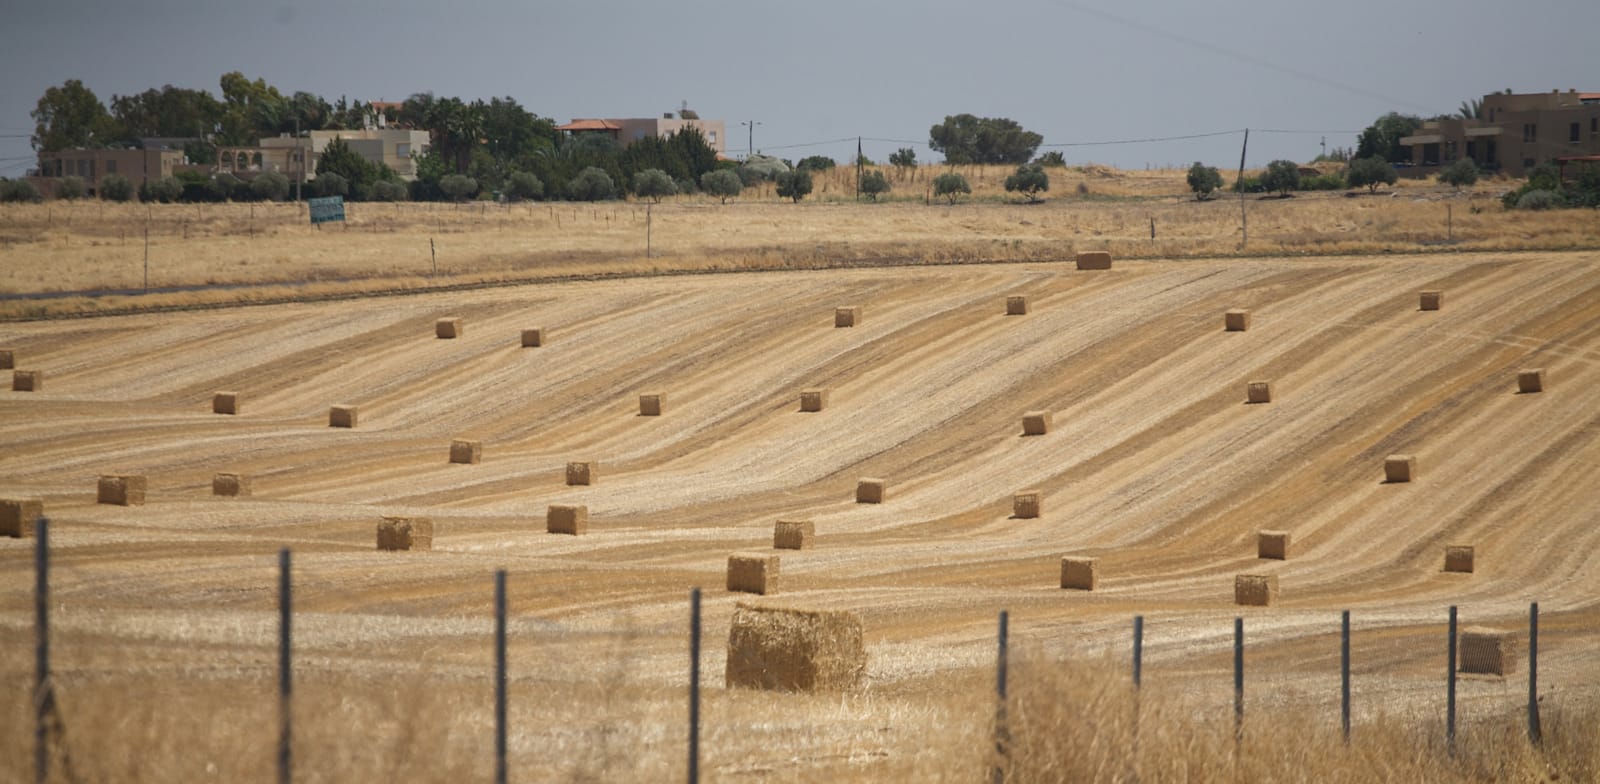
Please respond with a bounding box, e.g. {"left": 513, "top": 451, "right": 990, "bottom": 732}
{"left": 834, "top": 306, "right": 860, "bottom": 328}
{"left": 1006, "top": 296, "right": 1029, "bottom": 316}
{"left": 1444, "top": 545, "right": 1475, "bottom": 573}
{"left": 1234, "top": 573, "right": 1279, "bottom": 606}
{"left": 774, "top": 520, "right": 814, "bottom": 550}
{"left": 436, "top": 317, "right": 462, "bottom": 339}
{"left": 0, "top": 349, "right": 13, "bottom": 369}
{"left": 1022, "top": 410, "right": 1052, "bottom": 436}
{"left": 212, "top": 391, "right": 239, "bottom": 415}
{"left": 1013, "top": 491, "right": 1042, "bottom": 519}
{"left": 800, "top": 389, "right": 829, "bottom": 412}
{"left": 1257, "top": 530, "right": 1290, "bottom": 560}
{"left": 565, "top": 461, "right": 595, "bottom": 486}
{"left": 449, "top": 439, "right": 482, "bottom": 464}
{"left": 212, "top": 473, "right": 251, "bottom": 497}
{"left": 1459, "top": 627, "right": 1518, "bottom": 675}
{"left": 13, "top": 370, "right": 40, "bottom": 392}
{"left": 376, "top": 516, "right": 433, "bottom": 551}
{"left": 1384, "top": 455, "right": 1415, "bottom": 483}
{"left": 1419, "top": 291, "right": 1443, "bottom": 311}
{"left": 1076, "top": 251, "right": 1112, "bottom": 270}
{"left": 727, "top": 553, "right": 780, "bottom": 595}
{"left": 639, "top": 394, "right": 663, "bottom": 416}
{"left": 855, "top": 478, "right": 886, "bottom": 504}
{"left": 1517, "top": 369, "right": 1545, "bottom": 394}
{"left": 1246, "top": 381, "right": 1273, "bottom": 404}
{"left": 1, "top": 498, "right": 43, "bottom": 538}
{"left": 1060, "top": 557, "right": 1098, "bottom": 590}
{"left": 547, "top": 504, "right": 588, "bottom": 535}
{"left": 521, "top": 328, "right": 544, "bottom": 348}
{"left": 725, "top": 602, "right": 866, "bottom": 692}
{"left": 1224, "top": 310, "right": 1251, "bottom": 332}
{"left": 329, "top": 405, "right": 358, "bottom": 428}
{"left": 97, "top": 475, "right": 146, "bottom": 506}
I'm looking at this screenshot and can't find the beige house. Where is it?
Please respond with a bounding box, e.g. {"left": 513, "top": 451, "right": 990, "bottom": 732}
{"left": 1401, "top": 89, "right": 1600, "bottom": 176}
{"left": 557, "top": 114, "right": 726, "bottom": 155}
{"left": 253, "top": 128, "right": 433, "bottom": 180}
{"left": 32, "top": 148, "right": 189, "bottom": 195}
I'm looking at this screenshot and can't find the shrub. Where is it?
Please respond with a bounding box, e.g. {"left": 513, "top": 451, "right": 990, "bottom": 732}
{"left": 859, "top": 170, "right": 891, "bottom": 201}
{"left": 56, "top": 176, "right": 85, "bottom": 200}
{"left": 505, "top": 171, "right": 543, "bottom": 202}
{"left": 1346, "top": 157, "right": 1397, "bottom": 193}
{"left": 632, "top": 168, "right": 676, "bottom": 202}
{"left": 0, "top": 179, "right": 42, "bottom": 203}
{"left": 1231, "top": 176, "right": 1264, "bottom": 194}
{"left": 738, "top": 154, "right": 788, "bottom": 186}
{"left": 1033, "top": 151, "right": 1067, "bottom": 168}
{"left": 1301, "top": 172, "right": 1346, "bottom": 191}
{"left": 1186, "top": 162, "right": 1222, "bottom": 201}
{"left": 565, "top": 167, "right": 613, "bottom": 201}
{"left": 143, "top": 175, "right": 184, "bottom": 203}
{"left": 933, "top": 172, "right": 971, "bottom": 204}
{"left": 370, "top": 179, "right": 408, "bottom": 202}
{"left": 775, "top": 169, "right": 813, "bottom": 203}
{"left": 1259, "top": 160, "right": 1301, "bottom": 196}
{"left": 701, "top": 169, "right": 742, "bottom": 203}
{"left": 251, "top": 171, "right": 291, "bottom": 202}
{"left": 313, "top": 172, "right": 349, "bottom": 198}
{"left": 889, "top": 148, "right": 917, "bottom": 169}
{"left": 100, "top": 174, "right": 134, "bottom": 202}
{"left": 1515, "top": 189, "right": 1563, "bottom": 210}
{"left": 675, "top": 177, "right": 696, "bottom": 195}
{"left": 439, "top": 173, "right": 480, "bottom": 202}
{"left": 1439, "top": 159, "right": 1479, "bottom": 191}
{"left": 210, "top": 173, "right": 243, "bottom": 201}
{"left": 796, "top": 156, "right": 836, "bottom": 172}
{"left": 1004, "top": 164, "right": 1049, "bottom": 203}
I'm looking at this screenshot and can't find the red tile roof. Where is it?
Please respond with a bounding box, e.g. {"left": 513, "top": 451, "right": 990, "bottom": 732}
{"left": 557, "top": 119, "right": 621, "bottom": 132}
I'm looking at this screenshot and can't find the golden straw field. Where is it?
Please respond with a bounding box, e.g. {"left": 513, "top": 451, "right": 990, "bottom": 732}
{"left": 2, "top": 167, "right": 1600, "bottom": 781}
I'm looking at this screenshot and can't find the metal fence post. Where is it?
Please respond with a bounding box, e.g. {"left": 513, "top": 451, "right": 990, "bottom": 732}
{"left": 1528, "top": 602, "right": 1541, "bottom": 745}
{"left": 495, "top": 570, "right": 508, "bottom": 784}
{"left": 1447, "top": 605, "right": 1457, "bottom": 751}
{"left": 688, "top": 588, "right": 701, "bottom": 784}
{"left": 279, "top": 548, "right": 292, "bottom": 784}
{"left": 1233, "top": 617, "right": 1244, "bottom": 743}
{"left": 1132, "top": 615, "right": 1144, "bottom": 690}
{"left": 35, "top": 517, "right": 52, "bottom": 784}
{"left": 991, "top": 610, "right": 1010, "bottom": 784}
{"left": 1341, "top": 610, "right": 1351, "bottom": 743}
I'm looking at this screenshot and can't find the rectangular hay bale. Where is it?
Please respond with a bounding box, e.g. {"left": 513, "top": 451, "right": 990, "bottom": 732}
{"left": 376, "top": 516, "right": 433, "bottom": 551}
{"left": 1076, "top": 251, "right": 1112, "bottom": 270}
{"left": 1517, "top": 369, "right": 1544, "bottom": 394}
{"left": 329, "top": 405, "right": 358, "bottom": 428}
{"left": 1060, "top": 556, "right": 1098, "bottom": 590}
{"left": 0, "top": 498, "right": 43, "bottom": 538}
{"left": 1247, "top": 381, "right": 1273, "bottom": 404}
{"left": 1022, "top": 410, "right": 1052, "bottom": 436}
{"left": 800, "top": 389, "right": 829, "bottom": 412}
{"left": 725, "top": 602, "right": 866, "bottom": 692}
{"left": 1420, "top": 291, "right": 1443, "bottom": 311}
{"left": 547, "top": 504, "right": 588, "bottom": 535}
{"left": 855, "top": 478, "right": 886, "bottom": 504}
{"left": 639, "top": 393, "right": 663, "bottom": 416}
{"left": 727, "top": 553, "right": 780, "bottom": 595}
{"left": 1459, "top": 627, "right": 1518, "bottom": 675}
{"left": 213, "top": 391, "right": 239, "bottom": 415}
{"left": 521, "top": 328, "right": 544, "bottom": 347}
{"left": 449, "top": 439, "right": 482, "bottom": 464}
{"left": 1444, "top": 545, "right": 1475, "bottom": 573}
{"left": 774, "top": 520, "right": 814, "bottom": 550}
{"left": 1224, "top": 309, "right": 1251, "bottom": 332}
{"left": 13, "top": 370, "right": 40, "bottom": 392}
{"left": 565, "top": 461, "right": 595, "bottom": 486}
{"left": 1005, "top": 296, "right": 1029, "bottom": 315}
{"left": 436, "top": 317, "right": 462, "bottom": 339}
{"left": 1384, "top": 455, "right": 1415, "bottom": 483}
{"left": 1013, "top": 491, "right": 1041, "bottom": 519}
{"left": 0, "top": 349, "right": 12, "bottom": 370}
{"left": 1257, "top": 530, "right": 1290, "bottom": 560}
{"left": 212, "top": 473, "right": 251, "bottom": 497}
{"left": 1234, "top": 573, "right": 1279, "bottom": 606}
{"left": 97, "top": 475, "right": 147, "bottom": 506}
{"left": 834, "top": 306, "right": 859, "bottom": 328}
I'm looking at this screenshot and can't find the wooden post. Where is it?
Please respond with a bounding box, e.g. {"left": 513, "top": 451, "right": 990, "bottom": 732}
{"left": 430, "top": 237, "right": 437, "bottom": 277}
{"left": 1528, "top": 602, "right": 1541, "bottom": 744}
{"left": 992, "top": 611, "right": 1010, "bottom": 784}
{"left": 1233, "top": 617, "right": 1244, "bottom": 742}
{"left": 1132, "top": 615, "right": 1144, "bottom": 689}
{"left": 688, "top": 588, "right": 701, "bottom": 784}
{"left": 495, "top": 570, "right": 507, "bottom": 784}
{"left": 279, "top": 549, "right": 292, "bottom": 784}
{"left": 35, "top": 517, "right": 53, "bottom": 784}
{"left": 1341, "top": 610, "right": 1351, "bottom": 743}
{"left": 1447, "top": 606, "right": 1458, "bottom": 751}
{"left": 1238, "top": 129, "right": 1249, "bottom": 249}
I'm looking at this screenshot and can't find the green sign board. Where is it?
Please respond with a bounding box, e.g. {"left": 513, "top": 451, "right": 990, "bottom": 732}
{"left": 308, "top": 195, "right": 345, "bottom": 225}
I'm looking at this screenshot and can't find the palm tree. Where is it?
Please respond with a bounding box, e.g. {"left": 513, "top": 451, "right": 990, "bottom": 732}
{"left": 1457, "top": 98, "right": 1484, "bottom": 121}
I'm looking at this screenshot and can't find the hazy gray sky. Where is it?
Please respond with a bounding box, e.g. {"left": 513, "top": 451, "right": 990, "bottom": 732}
{"left": 3, "top": 0, "right": 1597, "bottom": 176}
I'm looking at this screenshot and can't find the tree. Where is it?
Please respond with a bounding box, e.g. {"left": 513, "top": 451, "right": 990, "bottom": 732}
{"left": 859, "top": 170, "right": 891, "bottom": 201}
{"left": 210, "top": 173, "right": 243, "bottom": 201}
{"left": 1033, "top": 151, "right": 1067, "bottom": 168}
{"left": 313, "top": 172, "right": 349, "bottom": 198}
{"left": 1457, "top": 98, "right": 1484, "bottom": 121}
{"left": 1004, "top": 164, "right": 1049, "bottom": 203}
{"left": 31, "top": 79, "right": 119, "bottom": 152}
{"left": 316, "top": 136, "right": 382, "bottom": 195}
{"left": 796, "top": 155, "right": 836, "bottom": 172}
{"left": 1356, "top": 112, "right": 1423, "bottom": 164}
{"left": 143, "top": 175, "right": 184, "bottom": 203}
{"left": 218, "top": 71, "right": 286, "bottom": 145}
{"left": 110, "top": 85, "right": 223, "bottom": 141}
{"left": 506, "top": 171, "right": 544, "bottom": 201}
{"left": 738, "top": 154, "right": 788, "bottom": 186}
{"left": 889, "top": 148, "right": 917, "bottom": 169}
{"left": 566, "top": 167, "right": 614, "bottom": 201}
{"left": 1346, "top": 157, "right": 1398, "bottom": 193}
{"left": 1439, "top": 159, "right": 1479, "bottom": 191}
{"left": 632, "top": 169, "right": 676, "bottom": 202}
{"left": 928, "top": 114, "right": 1042, "bottom": 165}
{"left": 700, "top": 169, "right": 743, "bottom": 203}
{"left": 56, "top": 176, "right": 86, "bottom": 200}
{"left": 775, "top": 169, "right": 813, "bottom": 203}
{"left": 251, "top": 171, "right": 290, "bottom": 202}
{"left": 1259, "top": 160, "right": 1301, "bottom": 196}
{"left": 439, "top": 174, "right": 480, "bottom": 202}
{"left": 100, "top": 174, "right": 134, "bottom": 202}
{"left": 1186, "top": 162, "right": 1223, "bottom": 201}
{"left": 370, "top": 180, "right": 408, "bottom": 202}
{"left": 0, "top": 179, "right": 42, "bottom": 203}
{"left": 933, "top": 172, "right": 971, "bottom": 204}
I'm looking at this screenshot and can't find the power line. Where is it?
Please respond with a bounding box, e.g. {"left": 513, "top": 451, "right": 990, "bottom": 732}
{"left": 1040, "top": 130, "right": 1243, "bottom": 148}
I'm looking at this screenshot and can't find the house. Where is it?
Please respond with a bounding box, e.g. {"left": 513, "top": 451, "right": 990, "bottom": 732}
{"left": 228, "top": 127, "right": 433, "bottom": 183}
{"left": 32, "top": 148, "right": 190, "bottom": 195}
{"left": 1400, "top": 89, "right": 1600, "bottom": 177}
{"left": 557, "top": 111, "right": 726, "bottom": 155}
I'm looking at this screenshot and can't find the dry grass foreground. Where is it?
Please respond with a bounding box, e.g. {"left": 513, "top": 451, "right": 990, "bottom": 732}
{"left": 4, "top": 251, "right": 1600, "bottom": 781}
{"left": 3, "top": 165, "right": 1598, "bottom": 320}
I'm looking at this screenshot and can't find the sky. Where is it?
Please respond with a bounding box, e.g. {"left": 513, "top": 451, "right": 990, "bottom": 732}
{"left": 3, "top": 0, "right": 1598, "bottom": 177}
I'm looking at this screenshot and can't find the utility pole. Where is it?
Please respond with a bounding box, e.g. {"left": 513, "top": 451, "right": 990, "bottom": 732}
{"left": 741, "top": 120, "right": 761, "bottom": 159}
{"left": 294, "top": 115, "right": 302, "bottom": 203}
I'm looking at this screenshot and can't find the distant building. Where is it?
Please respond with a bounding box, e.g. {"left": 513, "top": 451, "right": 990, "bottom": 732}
{"left": 557, "top": 111, "right": 726, "bottom": 156}
{"left": 1400, "top": 89, "right": 1600, "bottom": 177}
{"left": 32, "top": 148, "right": 190, "bottom": 195}
{"left": 221, "top": 127, "right": 433, "bottom": 184}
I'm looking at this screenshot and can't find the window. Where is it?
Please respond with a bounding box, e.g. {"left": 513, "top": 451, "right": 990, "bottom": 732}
{"left": 1523, "top": 123, "right": 1537, "bottom": 143}
{"left": 106, "top": 159, "right": 116, "bottom": 174}
{"left": 707, "top": 131, "right": 717, "bottom": 144}
{"left": 1572, "top": 122, "right": 1582, "bottom": 143}
{"left": 1592, "top": 117, "right": 1598, "bottom": 134}
{"left": 396, "top": 143, "right": 410, "bottom": 158}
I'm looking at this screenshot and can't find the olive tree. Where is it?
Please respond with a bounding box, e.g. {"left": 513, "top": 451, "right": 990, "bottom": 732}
{"left": 1346, "top": 157, "right": 1398, "bottom": 194}
{"left": 1186, "top": 162, "right": 1223, "bottom": 201}
{"left": 632, "top": 168, "right": 676, "bottom": 202}
{"left": 933, "top": 172, "right": 971, "bottom": 204}
{"left": 775, "top": 169, "right": 813, "bottom": 203}
{"left": 1004, "top": 164, "right": 1049, "bottom": 203}
{"left": 700, "top": 169, "right": 742, "bottom": 204}
{"left": 859, "top": 170, "right": 890, "bottom": 201}
{"left": 1259, "top": 160, "right": 1301, "bottom": 196}
{"left": 1438, "top": 159, "right": 1478, "bottom": 192}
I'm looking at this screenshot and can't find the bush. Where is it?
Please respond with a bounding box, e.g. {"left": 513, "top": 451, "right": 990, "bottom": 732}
{"left": 1259, "top": 160, "right": 1301, "bottom": 196}
{"left": 251, "top": 171, "right": 291, "bottom": 202}
{"left": 1033, "top": 151, "right": 1067, "bottom": 168}
{"left": 933, "top": 172, "right": 971, "bottom": 204}
{"left": 738, "top": 154, "right": 788, "bottom": 186}
{"left": 143, "top": 175, "right": 184, "bottom": 203}
{"left": 632, "top": 168, "right": 676, "bottom": 202}
{"left": 313, "top": 173, "right": 349, "bottom": 199}
{"left": 100, "top": 174, "right": 134, "bottom": 202}
{"left": 1004, "top": 164, "right": 1049, "bottom": 202}
{"left": 1515, "top": 189, "right": 1563, "bottom": 210}
{"left": 565, "top": 167, "right": 613, "bottom": 201}
{"left": 1439, "top": 159, "right": 1479, "bottom": 191}
{"left": 1301, "top": 173, "right": 1346, "bottom": 191}
{"left": 370, "top": 180, "right": 408, "bottom": 202}
{"left": 775, "top": 169, "right": 813, "bottom": 203}
{"left": 859, "top": 170, "right": 891, "bottom": 201}
{"left": 1186, "top": 162, "right": 1222, "bottom": 200}
{"left": 675, "top": 177, "right": 697, "bottom": 195}
{"left": 210, "top": 173, "right": 243, "bottom": 201}
{"left": 889, "top": 148, "right": 917, "bottom": 169}
{"left": 56, "top": 176, "right": 85, "bottom": 200}
{"left": 1231, "top": 176, "right": 1264, "bottom": 194}
{"left": 439, "top": 174, "right": 480, "bottom": 202}
{"left": 0, "top": 179, "right": 42, "bottom": 203}
{"left": 701, "top": 169, "right": 742, "bottom": 203}
{"left": 1346, "top": 157, "right": 1397, "bottom": 193}
{"left": 796, "top": 156, "right": 836, "bottom": 172}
